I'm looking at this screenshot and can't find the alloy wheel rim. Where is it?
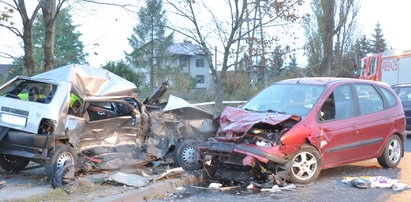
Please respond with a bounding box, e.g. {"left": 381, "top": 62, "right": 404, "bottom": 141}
{"left": 388, "top": 138, "right": 401, "bottom": 164}
{"left": 182, "top": 146, "right": 197, "bottom": 165}
{"left": 292, "top": 151, "right": 317, "bottom": 180}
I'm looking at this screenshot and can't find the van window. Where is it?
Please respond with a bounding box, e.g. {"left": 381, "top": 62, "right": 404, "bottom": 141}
{"left": 354, "top": 84, "right": 384, "bottom": 115}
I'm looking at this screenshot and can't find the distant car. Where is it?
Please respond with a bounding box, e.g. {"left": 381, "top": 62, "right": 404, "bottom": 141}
{"left": 0, "top": 65, "right": 215, "bottom": 178}
{"left": 198, "top": 78, "right": 406, "bottom": 184}
{"left": 392, "top": 83, "right": 411, "bottom": 134}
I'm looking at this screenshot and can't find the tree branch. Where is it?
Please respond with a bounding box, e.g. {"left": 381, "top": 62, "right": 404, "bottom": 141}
{"left": 0, "top": 23, "right": 22, "bottom": 37}
{"left": 0, "top": 0, "right": 17, "bottom": 10}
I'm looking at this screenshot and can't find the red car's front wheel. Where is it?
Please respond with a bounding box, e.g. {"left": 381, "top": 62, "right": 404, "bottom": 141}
{"left": 289, "top": 145, "right": 322, "bottom": 184}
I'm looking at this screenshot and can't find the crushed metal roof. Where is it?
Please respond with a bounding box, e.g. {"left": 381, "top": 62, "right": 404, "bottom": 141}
{"left": 168, "top": 41, "right": 204, "bottom": 56}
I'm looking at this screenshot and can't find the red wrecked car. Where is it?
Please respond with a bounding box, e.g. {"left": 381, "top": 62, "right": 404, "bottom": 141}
{"left": 197, "top": 78, "right": 406, "bottom": 184}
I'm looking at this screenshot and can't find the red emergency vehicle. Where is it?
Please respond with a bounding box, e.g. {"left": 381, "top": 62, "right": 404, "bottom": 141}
{"left": 357, "top": 50, "right": 411, "bottom": 85}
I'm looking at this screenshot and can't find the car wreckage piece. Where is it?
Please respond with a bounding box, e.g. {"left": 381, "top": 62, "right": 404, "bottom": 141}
{"left": 197, "top": 106, "right": 301, "bottom": 183}
{"left": 0, "top": 64, "right": 216, "bottom": 178}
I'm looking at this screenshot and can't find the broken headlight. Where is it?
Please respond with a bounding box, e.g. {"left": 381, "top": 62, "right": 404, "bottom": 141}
{"left": 256, "top": 139, "right": 272, "bottom": 148}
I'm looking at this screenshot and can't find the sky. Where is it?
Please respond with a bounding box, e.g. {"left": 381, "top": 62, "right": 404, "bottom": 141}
{"left": 1, "top": 0, "right": 411, "bottom": 68}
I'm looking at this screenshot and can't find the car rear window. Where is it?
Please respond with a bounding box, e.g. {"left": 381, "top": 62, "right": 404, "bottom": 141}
{"left": 354, "top": 84, "right": 384, "bottom": 115}
{"left": 394, "top": 86, "right": 411, "bottom": 101}
{"left": 0, "top": 79, "right": 57, "bottom": 104}
{"left": 378, "top": 86, "right": 397, "bottom": 108}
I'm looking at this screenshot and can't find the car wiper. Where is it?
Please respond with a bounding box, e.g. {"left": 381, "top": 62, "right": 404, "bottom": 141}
{"left": 262, "top": 109, "right": 286, "bottom": 114}
{"left": 243, "top": 108, "right": 258, "bottom": 112}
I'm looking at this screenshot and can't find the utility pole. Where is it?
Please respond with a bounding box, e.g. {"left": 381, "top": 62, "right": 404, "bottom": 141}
{"left": 150, "top": 16, "right": 155, "bottom": 92}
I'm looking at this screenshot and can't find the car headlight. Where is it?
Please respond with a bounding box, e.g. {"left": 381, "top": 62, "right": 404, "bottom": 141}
{"left": 256, "top": 139, "right": 272, "bottom": 148}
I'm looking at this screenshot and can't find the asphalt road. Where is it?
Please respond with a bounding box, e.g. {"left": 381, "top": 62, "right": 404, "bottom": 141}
{"left": 162, "top": 136, "right": 411, "bottom": 202}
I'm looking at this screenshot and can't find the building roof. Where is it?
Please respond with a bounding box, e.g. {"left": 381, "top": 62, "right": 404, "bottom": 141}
{"left": 168, "top": 41, "right": 204, "bottom": 56}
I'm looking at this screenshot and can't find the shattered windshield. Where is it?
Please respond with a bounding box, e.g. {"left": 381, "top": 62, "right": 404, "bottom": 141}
{"left": 0, "top": 78, "right": 57, "bottom": 104}
{"left": 242, "top": 84, "right": 325, "bottom": 116}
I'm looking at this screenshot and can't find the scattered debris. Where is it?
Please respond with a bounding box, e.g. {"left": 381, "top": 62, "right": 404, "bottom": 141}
{"left": 106, "top": 172, "right": 150, "bottom": 187}
{"left": 175, "top": 186, "right": 185, "bottom": 191}
{"left": 208, "top": 182, "right": 223, "bottom": 189}
{"left": 154, "top": 167, "right": 185, "bottom": 181}
{"left": 0, "top": 180, "right": 6, "bottom": 189}
{"left": 342, "top": 176, "right": 410, "bottom": 191}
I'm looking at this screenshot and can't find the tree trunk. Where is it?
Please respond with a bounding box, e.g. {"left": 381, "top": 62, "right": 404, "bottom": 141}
{"left": 22, "top": 22, "right": 35, "bottom": 76}
{"left": 214, "top": 76, "right": 224, "bottom": 114}
{"left": 320, "top": 0, "right": 335, "bottom": 77}
{"left": 42, "top": 0, "right": 57, "bottom": 72}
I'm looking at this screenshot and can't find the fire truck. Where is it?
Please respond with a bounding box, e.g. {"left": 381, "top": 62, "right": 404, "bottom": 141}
{"left": 357, "top": 49, "right": 411, "bottom": 85}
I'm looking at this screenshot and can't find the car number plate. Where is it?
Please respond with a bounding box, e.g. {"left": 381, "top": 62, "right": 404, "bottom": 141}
{"left": 0, "top": 112, "right": 27, "bottom": 127}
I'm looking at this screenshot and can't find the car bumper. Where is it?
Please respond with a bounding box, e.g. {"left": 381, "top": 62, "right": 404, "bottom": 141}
{"left": 197, "top": 142, "right": 288, "bottom": 165}
{"left": 0, "top": 130, "right": 50, "bottom": 159}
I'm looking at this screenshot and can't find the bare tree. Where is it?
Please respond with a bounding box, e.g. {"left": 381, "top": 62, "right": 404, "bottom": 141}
{"left": 166, "top": 0, "right": 302, "bottom": 113}
{"left": 0, "top": 0, "right": 42, "bottom": 76}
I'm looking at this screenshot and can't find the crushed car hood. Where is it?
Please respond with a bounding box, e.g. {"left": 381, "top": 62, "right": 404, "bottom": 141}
{"left": 218, "top": 107, "right": 301, "bottom": 134}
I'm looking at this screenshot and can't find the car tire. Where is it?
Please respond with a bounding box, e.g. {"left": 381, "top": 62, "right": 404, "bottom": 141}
{"left": 377, "top": 135, "right": 403, "bottom": 168}
{"left": 174, "top": 139, "right": 201, "bottom": 171}
{"left": 288, "top": 145, "right": 321, "bottom": 184}
{"left": 45, "top": 144, "right": 77, "bottom": 179}
{"left": 0, "top": 154, "right": 29, "bottom": 171}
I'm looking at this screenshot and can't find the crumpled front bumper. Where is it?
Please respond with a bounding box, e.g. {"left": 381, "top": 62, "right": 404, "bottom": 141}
{"left": 197, "top": 141, "right": 288, "bottom": 165}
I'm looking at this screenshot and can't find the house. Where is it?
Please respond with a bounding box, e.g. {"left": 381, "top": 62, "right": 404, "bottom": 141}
{"left": 0, "top": 64, "right": 10, "bottom": 75}
{"left": 134, "top": 41, "right": 211, "bottom": 89}
{"left": 168, "top": 41, "right": 210, "bottom": 89}
{"left": 0, "top": 64, "right": 11, "bottom": 83}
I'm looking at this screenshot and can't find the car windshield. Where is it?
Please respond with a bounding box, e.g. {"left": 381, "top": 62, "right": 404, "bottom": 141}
{"left": 242, "top": 84, "right": 325, "bottom": 116}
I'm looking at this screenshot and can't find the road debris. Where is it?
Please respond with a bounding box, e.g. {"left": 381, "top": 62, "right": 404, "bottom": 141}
{"left": 342, "top": 176, "right": 410, "bottom": 191}
{"left": 208, "top": 182, "right": 223, "bottom": 189}
{"left": 0, "top": 180, "right": 5, "bottom": 189}
{"left": 106, "top": 172, "right": 150, "bottom": 187}
{"left": 154, "top": 167, "right": 185, "bottom": 181}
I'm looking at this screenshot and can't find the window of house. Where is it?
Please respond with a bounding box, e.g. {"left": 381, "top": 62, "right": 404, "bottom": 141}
{"left": 196, "top": 59, "right": 204, "bottom": 68}
{"left": 196, "top": 75, "right": 205, "bottom": 84}
{"left": 179, "top": 58, "right": 187, "bottom": 66}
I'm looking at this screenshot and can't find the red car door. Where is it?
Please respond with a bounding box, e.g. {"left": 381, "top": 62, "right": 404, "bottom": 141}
{"left": 351, "top": 84, "right": 393, "bottom": 158}
{"left": 316, "top": 84, "right": 365, "bottom": 168}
